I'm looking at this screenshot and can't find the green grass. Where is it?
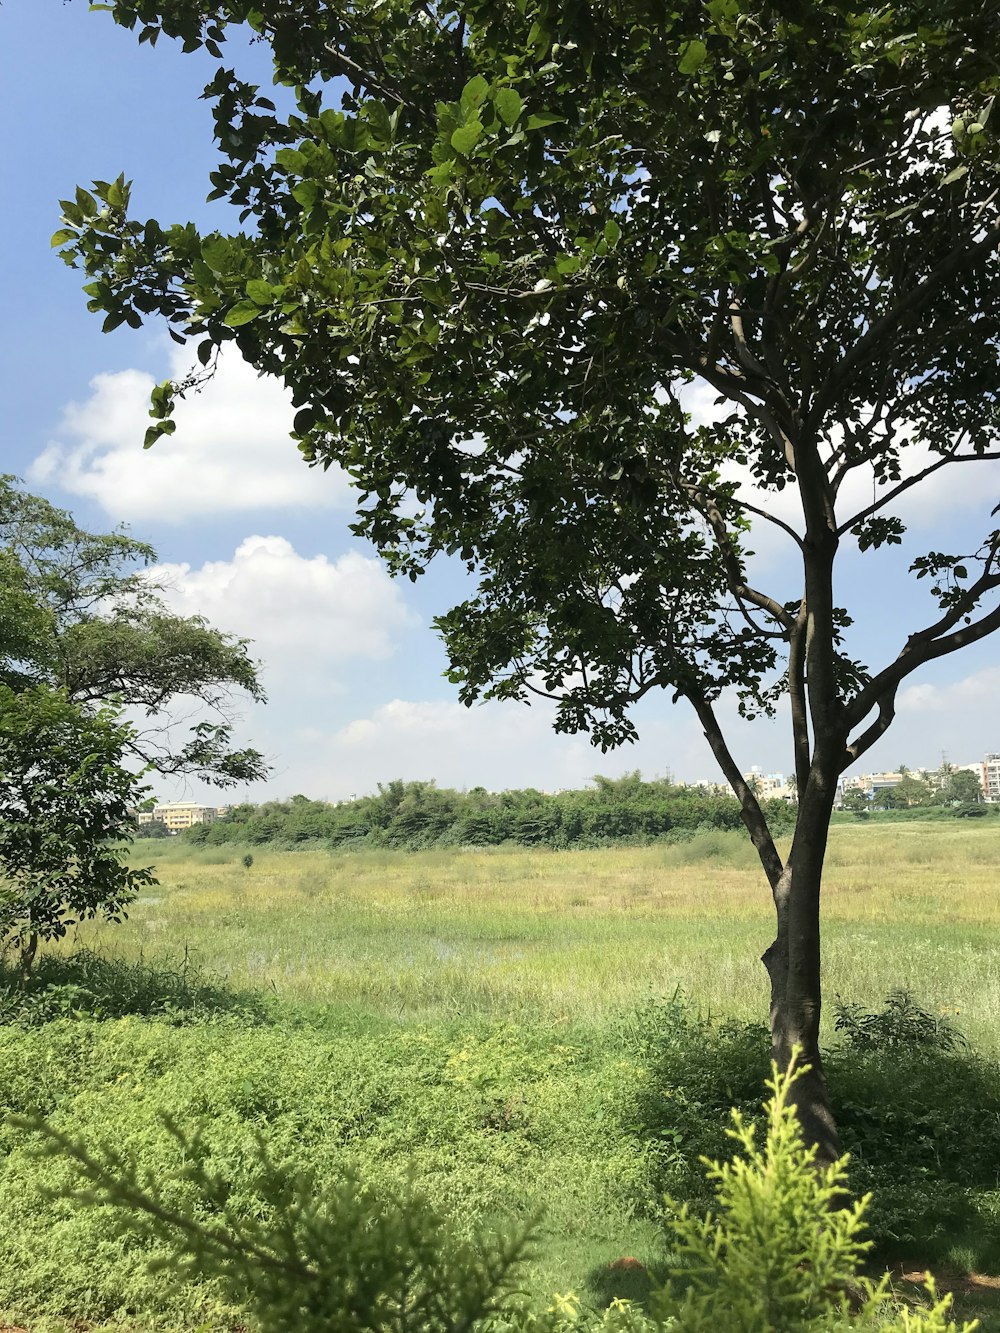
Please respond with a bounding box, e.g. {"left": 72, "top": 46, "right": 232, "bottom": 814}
{"left": 2, "top": 821, "right": 1000, "bottom": 1331}
{"left": 104, "top": 824, "right": 1000, "bottom": 1047}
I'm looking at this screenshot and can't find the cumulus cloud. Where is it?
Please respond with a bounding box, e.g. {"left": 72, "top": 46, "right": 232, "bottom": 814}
{"left": 151, "top": 536, "right": 418, "bottom": 686}
{"left": 30, "top": 346, "right": 349, "bottom": 521}
{"left": 898, "top": 665, "right": 1000, "bottom": 715}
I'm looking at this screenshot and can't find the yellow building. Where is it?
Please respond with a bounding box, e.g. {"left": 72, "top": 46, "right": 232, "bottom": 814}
{"left": 136, "top": 803, "right": 220, "bottom": 833}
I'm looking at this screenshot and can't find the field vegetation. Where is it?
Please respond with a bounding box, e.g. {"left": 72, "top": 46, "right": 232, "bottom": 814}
{"left": 3, "top": 822, "right": 1000, "bottom": 1329}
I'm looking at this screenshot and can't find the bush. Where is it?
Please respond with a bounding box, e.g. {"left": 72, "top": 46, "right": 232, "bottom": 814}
{"left": 0, "top": 949, "right": 267, "bottom": 1026}
{"left": 21, "top": 1063, "right": 975, "bottom": 1332}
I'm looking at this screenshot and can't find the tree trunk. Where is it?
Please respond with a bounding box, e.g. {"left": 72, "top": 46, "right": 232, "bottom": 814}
{"left": 20, "top": 931, "right": 38, "bottom": 978}
{"left": 762, "top": 761, "right": 841, "bottom": 1166}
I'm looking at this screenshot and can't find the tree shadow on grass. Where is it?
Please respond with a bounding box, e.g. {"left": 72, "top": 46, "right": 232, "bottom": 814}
{"left": 623, "top": 993, "right": 1000, "bottom": 1284}
{"left": 585, "top": 1257, "right": 676, "bottom": 1309}
{"left": 0, "top": 947, "right": 269, "bottom": 1026}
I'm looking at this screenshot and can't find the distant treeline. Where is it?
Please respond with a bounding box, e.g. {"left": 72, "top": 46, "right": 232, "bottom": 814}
{"left": 174, "top": 774, "right": 797, "bottom": 851}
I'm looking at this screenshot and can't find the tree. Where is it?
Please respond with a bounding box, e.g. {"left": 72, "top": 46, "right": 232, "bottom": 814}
{"left": 0, "top": 685, "right": 155, "bottom": 970}
{"left": 1, "top": 476, "right": 267, "bottom": 785}
{"left": 895, "top": 773, "right": 934, "bottom": 807}
{"left": 56, "top": 1, "right": 1000, "bottom": 1158}
{"left": 840, "top": 790, "right": 870, "bottom": 819}
{"left": 943, "top": 768, "right": 984, "bottom": 805}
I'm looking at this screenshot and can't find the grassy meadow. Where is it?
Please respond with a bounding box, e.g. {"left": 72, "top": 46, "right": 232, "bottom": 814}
{"left": 3, "top": 819, "right": 1000, "bottom": 1330}
{"left": 84, "top": 820, "right": 1000, "bottom": 1045}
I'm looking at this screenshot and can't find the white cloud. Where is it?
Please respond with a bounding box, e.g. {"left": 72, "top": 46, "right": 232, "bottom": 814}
{"left": 30, "top": 346, "right": 349, "bottom": 521}
{"left": 151, "top": 536, "right": 418, "bottom": 686}
{"left": 677, "top": 377, "right": 1000, "bottom": 574}
{"left": 898, "top": 665, "right": 1000, "bottom": 715}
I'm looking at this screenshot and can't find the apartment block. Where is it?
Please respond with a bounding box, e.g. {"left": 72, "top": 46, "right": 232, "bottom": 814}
{"left": 136, "top": 803, "right": 221, "bottom": 833}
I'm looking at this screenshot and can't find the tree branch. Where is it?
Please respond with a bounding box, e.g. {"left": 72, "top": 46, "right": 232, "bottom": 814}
{"left": 836, "top": 449, "right": 1000, "bottom": 538}
{"left": 814, "top": 217, "right": 1000, "bottom": 420}
{"left": 684, "top": 688, "right": 784, "bottom": 891}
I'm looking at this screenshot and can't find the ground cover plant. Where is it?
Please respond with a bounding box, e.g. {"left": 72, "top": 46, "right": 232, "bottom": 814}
{"left": 16, "top": 1064, "right": 978, "bottom": 1333}
{"left": 4, "top": 826, "right": 1000, "bottom": 1330}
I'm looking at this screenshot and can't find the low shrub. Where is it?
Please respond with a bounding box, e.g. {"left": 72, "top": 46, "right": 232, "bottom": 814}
{"left": 21, "top": 1063, "right": 975, "bottom": 1332}
{"left": 0, "top": 948, "right": 268, "bottom": 1026}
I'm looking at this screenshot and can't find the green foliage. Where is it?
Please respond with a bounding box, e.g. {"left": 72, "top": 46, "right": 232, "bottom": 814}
{"left": 0, "top": 1006, "right": 647, "bottom": 1325}
{"left": 0, "top": 475, "right": 266, "bottom": 785}
{"left": 834, "top": 991, "right": 967, "bottom": 1056}
{"left": 0, "top": 948, "right": 267, "bottom": 1026}
{"left": 0, "top": 685, "right": 154, "bottom": 959}
{"left": 623, "top": 993, "right": 1000, "bottom": 1274}
{"left": 16, "top": 1063, "right": 977, "bottom": 1333}
{"left": 191, "top": 777, "right": 794, "bottom": 851}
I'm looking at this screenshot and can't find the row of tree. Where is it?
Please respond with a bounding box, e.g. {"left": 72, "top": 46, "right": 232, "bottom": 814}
{"left": 175, "top": 773, "right": 797, "bottom": 850}
{"left": 841, "top": 766, "right": 987, "bottom": 813}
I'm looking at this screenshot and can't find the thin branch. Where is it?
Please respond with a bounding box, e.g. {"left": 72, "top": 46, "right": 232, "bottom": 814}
{"left": 685, "top": 689, "right": 784, "bottom": 890}
{"left": 844, "top": 592, "right": 1000, "bottom": 733}
{"left": 814, "top": 216, "right": 1000, "bottom": 419}
{"left": 837, "top": 449, "right": 1000, "bottom": 537}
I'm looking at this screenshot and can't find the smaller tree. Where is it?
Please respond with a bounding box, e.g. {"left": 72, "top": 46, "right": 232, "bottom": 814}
{"left": 895, "top": 774, "right": 934, "bottom": 808}
{"left": 0, "top": 685, "right": 154, "bottom": 970}
{"left": 1, "top": 476, "right": 267, "bottom": 786}
{"left": 943, "top": 769, "right": 984, "bottom": 805}
{"left": 841, "top": 789, "right": 870, "bottom": 818}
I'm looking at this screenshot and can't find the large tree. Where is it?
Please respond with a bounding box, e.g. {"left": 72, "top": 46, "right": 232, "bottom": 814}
{"left": 1, "top": 476, "right": 267, "bottom": 786}
{"left": 56, "top": 0, "right": 1000, "bottom": 1157}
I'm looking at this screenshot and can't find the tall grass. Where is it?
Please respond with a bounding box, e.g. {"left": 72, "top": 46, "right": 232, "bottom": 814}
{"left": 101, "top": 822, "right": 1000, "bottom": 1046}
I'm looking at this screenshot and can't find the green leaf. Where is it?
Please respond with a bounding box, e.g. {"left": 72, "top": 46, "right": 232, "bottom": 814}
{"left": 604, "top": 218, "right": 622, "bottom": 245}
{"left": 275, "top": 147, "right": 308, "bottom": 173}
{"left": 50, "top": 229, "right": 78, "bottom": 248}
{"left": 246, "top": 279, "right": 274, "bottom": 306}
{"left": 461, "top": 75, "right": 489, "bottom": 114}
{"left": 940, "top": 164, "right": 969, "bottom": 186}
{"left": 526, "top": 112, "right": 563, "bottom": 131}
{"left": 224, "top": 301, "right": 262, "bottom": 327}
{"left": 292, "top": 180, "right": 321, "bottom": 208}
{"left": 451, "top": 121, "right": 484, "bottom": 156}
{"left": 678, "top": 40, "right": 709, "bottom": 74}
{"left": 495, "top": 88, "right": 523, "bottom": 128}
{"left": 201, "top": 236, "right": 231, "bottom": 274}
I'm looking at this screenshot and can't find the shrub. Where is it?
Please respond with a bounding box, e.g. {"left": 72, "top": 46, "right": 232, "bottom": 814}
{"left": 833, "top": 991, "right": 966, "bottom": 1055}
{"left": 21, "top": 1063, "right": 975, "bottom": 1333}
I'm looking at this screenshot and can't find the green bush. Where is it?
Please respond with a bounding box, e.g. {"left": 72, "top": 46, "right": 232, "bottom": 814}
{"left": 21, "top": 1063, "right": 975, "bottom": 1333}
{"left": 0, "top": 949, "right": 268, "bottom": 1026}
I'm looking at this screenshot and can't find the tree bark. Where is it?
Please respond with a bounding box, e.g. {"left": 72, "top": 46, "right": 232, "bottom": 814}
{"left": 762, "top": 758, "right": 841, "bottom": 1166}
{"left": 20, "top": 930, "right": 38, "bottom": 978}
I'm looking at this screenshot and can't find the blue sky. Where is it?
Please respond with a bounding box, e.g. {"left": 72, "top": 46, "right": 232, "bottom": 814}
{"left": 2, "top": 1, "right": 998, "bottom": 801}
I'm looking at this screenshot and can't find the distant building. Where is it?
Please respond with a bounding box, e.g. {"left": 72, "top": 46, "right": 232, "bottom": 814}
{"left": 136, "top": 803, "right": 222, "bottom": 833}
{"left": 742, "top": 768, "right": 796, "bottom": 801}
{"left": 983, "top": 754, "right": 1000, "bottom": 804}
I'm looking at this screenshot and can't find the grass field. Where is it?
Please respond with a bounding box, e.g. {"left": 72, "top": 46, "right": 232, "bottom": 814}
{"left": 3, "top": 820, "right": 1000, "bottom": 1330}
{"left": 86, "top": 821, "right": 1000, "bottom": 1047}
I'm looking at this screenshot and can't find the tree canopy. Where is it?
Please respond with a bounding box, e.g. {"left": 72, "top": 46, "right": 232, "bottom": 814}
{"left": 0, "top": 685, "right": 155, "bottom": 968}
{"left": 55, "top": 0, "right": 1000, "bottom": 1153}
{"left": 1, "top": 476, "right": 267, "bottom": 786}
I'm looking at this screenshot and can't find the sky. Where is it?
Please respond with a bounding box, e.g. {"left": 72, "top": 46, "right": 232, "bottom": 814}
{"left": 2, "top": 2, "right": 998, "bottom": 803}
